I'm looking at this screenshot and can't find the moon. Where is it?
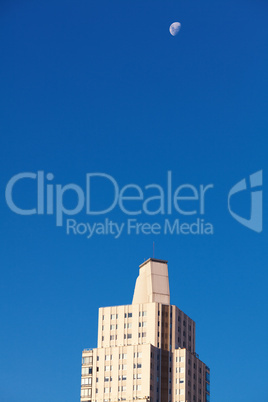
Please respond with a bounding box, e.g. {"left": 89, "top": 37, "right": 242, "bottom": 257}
{"left": 169, "top": 22, "right": 181, "bottom": 36}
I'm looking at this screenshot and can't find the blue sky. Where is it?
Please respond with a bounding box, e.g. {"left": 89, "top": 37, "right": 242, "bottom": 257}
{"left": 0, "top": 0, "right": 267, "bottom": 401}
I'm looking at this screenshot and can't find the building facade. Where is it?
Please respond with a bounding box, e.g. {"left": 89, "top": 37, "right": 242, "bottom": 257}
{"left": 81, "top": 258, "right": 210, "bottom": 402}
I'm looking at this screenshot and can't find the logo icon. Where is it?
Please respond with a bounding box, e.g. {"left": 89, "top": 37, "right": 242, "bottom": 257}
{"left": 228, "top": 170, "right": 263, "bottom": 233}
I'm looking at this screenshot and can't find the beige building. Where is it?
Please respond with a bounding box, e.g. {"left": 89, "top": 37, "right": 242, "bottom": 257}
{"left": 81, "top": 258, "right": 210, "bottom": 402}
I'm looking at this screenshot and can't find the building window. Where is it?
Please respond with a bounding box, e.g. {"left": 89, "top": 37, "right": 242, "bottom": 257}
{"left": 124, "top": 333, "right": 132, "bottom": 339}
{"left": 119, "top": 386, "right": 126, "bottom": 392}
{"left": 81, "top": 377, "right": 92, "bottom": 385}
{"left": 82, "top": 356, "right": 92, "bottom": 365}
{"left": 82, "top": 367, "right": 92, "bottom": 375}
{"left": 139, "top": 311, "right": 147, "bottom": 317}
{"left": 81, "top": 389, "right": 92, "bottom": 397}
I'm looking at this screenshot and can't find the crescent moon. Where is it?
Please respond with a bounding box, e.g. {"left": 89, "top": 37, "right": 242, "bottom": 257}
{"left": 169, "top": 22, "right": 181, "bottom": 36}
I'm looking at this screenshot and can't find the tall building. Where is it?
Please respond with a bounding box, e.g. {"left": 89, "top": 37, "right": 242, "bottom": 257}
{"left": 81, "top": 258, "right": 210, "bottom": 402}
